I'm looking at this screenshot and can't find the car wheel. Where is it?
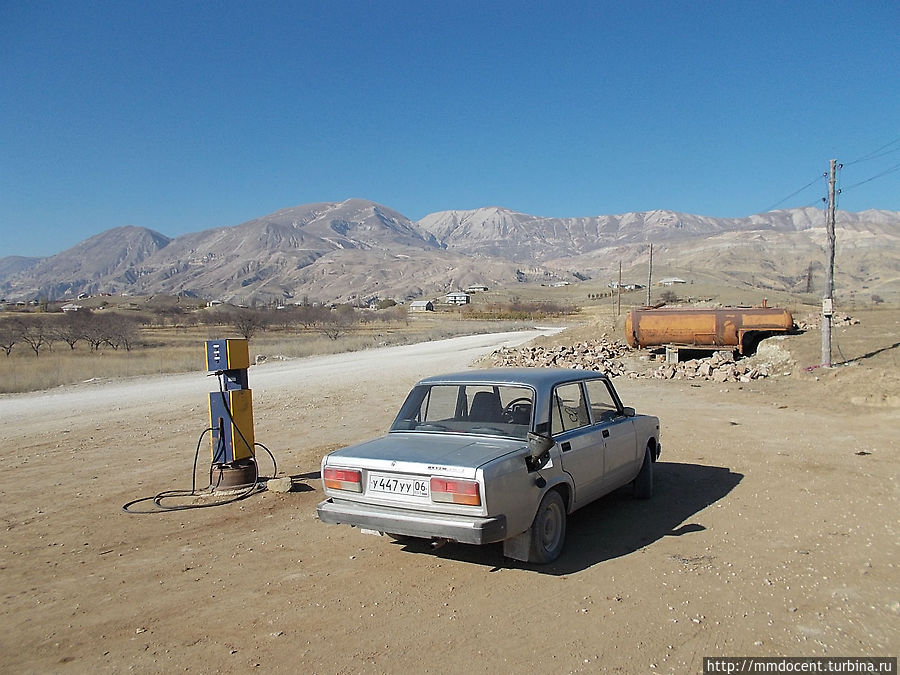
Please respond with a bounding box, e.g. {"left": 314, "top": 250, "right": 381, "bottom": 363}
{"left": 527, "top": 490, "right": 567, "bottom": 564}
{"left": 633, "top": 446, "right": 653, "bottom": 499}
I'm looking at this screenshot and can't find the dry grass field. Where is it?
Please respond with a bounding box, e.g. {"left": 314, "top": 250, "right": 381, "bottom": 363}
{"left": 0, "top": 313, "right": 537, "bottom": 394}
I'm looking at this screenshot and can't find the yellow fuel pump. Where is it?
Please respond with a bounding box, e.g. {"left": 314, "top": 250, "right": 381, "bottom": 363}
{"left": 206, "top": 338, "right": 257, "bottom": 490}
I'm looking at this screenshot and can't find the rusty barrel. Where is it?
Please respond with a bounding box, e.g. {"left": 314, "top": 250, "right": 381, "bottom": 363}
{"left": 624, "top": 307, "right": 794, "bottom": 354}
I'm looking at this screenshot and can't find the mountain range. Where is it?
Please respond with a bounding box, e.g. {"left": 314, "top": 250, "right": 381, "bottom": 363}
{"left": 2, "top": 198, "right": 898, "bottom": 304}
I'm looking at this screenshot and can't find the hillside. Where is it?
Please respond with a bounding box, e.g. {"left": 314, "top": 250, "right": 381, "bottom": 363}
{"left": 1, "top": 199, "right": 898, "bottom": 304}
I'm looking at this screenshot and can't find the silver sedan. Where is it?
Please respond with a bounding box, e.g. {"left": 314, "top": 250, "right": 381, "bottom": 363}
{"left": 317, "top": 368, "right": 661, "bottom": 563}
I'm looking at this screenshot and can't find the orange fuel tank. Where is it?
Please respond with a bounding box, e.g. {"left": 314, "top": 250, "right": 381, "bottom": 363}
{"left": 624, "top": 307, "right": 794, "bottom": 354}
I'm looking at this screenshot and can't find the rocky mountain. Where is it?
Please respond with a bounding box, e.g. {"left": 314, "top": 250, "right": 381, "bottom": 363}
{"left": 0, "top": 256, "right": 43, "bottom": 279}
{"left": 419, "top": 206, "right": 900, "bottom": 262}
{"left": 1, "top": 199, "right": 898, "bottom": 303}
{"left": 0, "top": 199, "right": 522, "bottom": 303}
{"left": 0, "top": 226, "right": 172, "bottom": 300}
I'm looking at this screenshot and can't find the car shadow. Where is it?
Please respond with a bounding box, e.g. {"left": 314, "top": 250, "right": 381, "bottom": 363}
{"left": 395, "top": 461, "right": 743, "bottom": 574}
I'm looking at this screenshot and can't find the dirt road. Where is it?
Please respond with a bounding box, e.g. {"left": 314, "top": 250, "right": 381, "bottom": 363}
{"left": 1, "top": 327, "right": 897, "bottom": 673}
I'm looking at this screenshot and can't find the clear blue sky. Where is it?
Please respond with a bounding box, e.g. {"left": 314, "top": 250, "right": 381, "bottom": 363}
{"left": 2, "top": 1, "right": 898, "bottom": 257}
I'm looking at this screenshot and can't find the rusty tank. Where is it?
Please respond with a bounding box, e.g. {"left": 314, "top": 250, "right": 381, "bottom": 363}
{"left": 624, "top": 306, "right": 794, "bottom": 354}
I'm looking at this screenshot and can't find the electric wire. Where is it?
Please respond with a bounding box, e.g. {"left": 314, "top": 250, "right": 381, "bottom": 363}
{"left": 843, "top": 136, "right": 900, "bottom": 166}
{"left": 761, "top": 138, "right": 899, "bottom": 214}
{"left": 761, "top": 174, "right": 824, "bottom": 213}
{"left": 840, "top": 161, "right": 900, "bottom": 193}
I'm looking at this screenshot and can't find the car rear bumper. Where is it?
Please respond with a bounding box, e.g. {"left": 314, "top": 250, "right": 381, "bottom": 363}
{"left": 317, "top": 498, "right": 507, "bottom": 545}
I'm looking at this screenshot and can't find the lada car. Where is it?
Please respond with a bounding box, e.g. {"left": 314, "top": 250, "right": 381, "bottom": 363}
{"left": 317, "top": 368, "right": 661, "bottom": 563}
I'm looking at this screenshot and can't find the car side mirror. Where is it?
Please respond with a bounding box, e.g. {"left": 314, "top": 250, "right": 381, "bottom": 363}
{"left": 622, "top": 406, "right": 635, "bottom": 417}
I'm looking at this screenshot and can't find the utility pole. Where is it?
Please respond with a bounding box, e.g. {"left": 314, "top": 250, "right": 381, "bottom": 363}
{"left": 822, "top": 159, "right": 837, "bottom": 367}
{"left": 646, "top": 243, "right": 653, "bottom": 306}
{"left": 617, "top": 261, "right": 622, "bottom": 316}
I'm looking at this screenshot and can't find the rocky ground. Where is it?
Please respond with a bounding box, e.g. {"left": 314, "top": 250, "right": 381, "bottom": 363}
{"left": 488, "top": 337, "right": 785, "bottom": 383}
{"left": 0, "top": 315, "right": 897, "bottom": 673}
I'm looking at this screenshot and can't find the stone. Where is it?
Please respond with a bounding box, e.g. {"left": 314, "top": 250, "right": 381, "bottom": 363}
{"left": 266, "top": 477, "right": 293, "bottom": 493}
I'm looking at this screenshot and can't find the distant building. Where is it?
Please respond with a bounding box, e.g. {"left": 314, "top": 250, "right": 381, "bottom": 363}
{"left": 409, "top": 300, "right": 434, "bottom": 312}
{"left": 658, "top": 278, "right": 687, "bottom": 286}
{"left": 464, "top": 285, "right": 489, "bottom": 293}
{"left": 61, "top": 303, "right": 82, "bottom": 312}
{"left": 445, "top": 292, "right": 470, "bottom": 305}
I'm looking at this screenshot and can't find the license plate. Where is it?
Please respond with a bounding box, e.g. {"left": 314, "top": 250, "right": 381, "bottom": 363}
{"left": 368, "top": 473, "right": 429, "bottom": 497}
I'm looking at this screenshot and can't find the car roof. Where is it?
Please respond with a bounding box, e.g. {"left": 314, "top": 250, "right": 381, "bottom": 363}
{"left": 415, "top": 367, "right": 608, "bottom": 388}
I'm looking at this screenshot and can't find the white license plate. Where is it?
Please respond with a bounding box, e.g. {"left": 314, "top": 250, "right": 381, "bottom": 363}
{"left": 368, "top": 473, "right": 429, "bottom": 497}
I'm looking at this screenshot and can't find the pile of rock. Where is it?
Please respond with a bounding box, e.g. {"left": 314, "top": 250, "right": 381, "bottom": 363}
{"left": 796, "top": 313, "right": 859, "bottom": 330}
{"left": 650, "top": 350, "right": 770, "bottom": 383}
{"left": 488, "top": 338, "right": 781, "bottom": 384}
{"left": 488, "top": 339, "right": 632, "bottom": 377}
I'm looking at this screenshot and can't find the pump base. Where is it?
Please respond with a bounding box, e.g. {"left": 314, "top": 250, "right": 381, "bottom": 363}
{"left": 209, "top": 459, "right": 257, "bottom": 492}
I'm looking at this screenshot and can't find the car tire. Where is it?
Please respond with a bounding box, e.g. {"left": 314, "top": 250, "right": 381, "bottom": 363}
{"left": 633, "top": 446, "right": 653, "bottom": 499}
{"left": 527, "top": 489, "right": 567, "bottom": 564}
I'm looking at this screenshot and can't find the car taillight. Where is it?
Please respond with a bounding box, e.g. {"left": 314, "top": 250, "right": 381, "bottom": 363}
{"left": 430, "top": 477, "right": 481, "bottom": 506}
{"left": 323, "top": 467, "right": 362, "bottom": 492}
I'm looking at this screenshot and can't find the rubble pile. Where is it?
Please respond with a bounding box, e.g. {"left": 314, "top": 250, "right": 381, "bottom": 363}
{"left": 795, "top": 314, "right": 859, "bottom": 330}
{"left": 488, "top": 338, "right": 781, "bottom": 384}
{"left": 488, "top": 339, "right": 632, "bottom": 377}
{"left": 650, "top": 350, "right": 770, "bottom": 383}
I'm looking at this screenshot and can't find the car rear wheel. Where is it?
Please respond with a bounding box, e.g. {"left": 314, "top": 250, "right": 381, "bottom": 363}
{"left": 527, "top": 490, "right": 566, "bottom": 564}
{"left": 633, "top": 446, "right": 653, "bottom": 499}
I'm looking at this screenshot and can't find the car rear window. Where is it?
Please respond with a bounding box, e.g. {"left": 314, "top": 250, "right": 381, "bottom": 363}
{"left": 390, "top": 384, "right": 534, "bottom": 439}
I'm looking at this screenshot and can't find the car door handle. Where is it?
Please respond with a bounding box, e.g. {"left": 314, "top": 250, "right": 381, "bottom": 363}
{"left": 561, "top": 441, "right": 571, "bottom": 452}
{"left": 602, "top": 429, "right": 610, "bottom": 438}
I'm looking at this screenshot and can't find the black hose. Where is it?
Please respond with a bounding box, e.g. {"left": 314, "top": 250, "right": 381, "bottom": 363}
{"left": 121, "top": 372, "right": 278, "bottom": 514}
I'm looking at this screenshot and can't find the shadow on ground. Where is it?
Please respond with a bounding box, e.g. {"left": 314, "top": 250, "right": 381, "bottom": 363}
{"left": 839, "top": 340, "right": 900, "bottom": 365}
{"left": 395, "top": 461, "right": 743, "bottom": 575}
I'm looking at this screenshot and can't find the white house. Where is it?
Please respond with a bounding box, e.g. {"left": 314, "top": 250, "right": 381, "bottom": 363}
{"left": 658, "top": 278, "right": 687, "bottom": 286}
{"left": 409, "top": 300, "right": 434, "bottom": 312}
{"left": 445, "top": 292, "right": 470, "bottom": 305}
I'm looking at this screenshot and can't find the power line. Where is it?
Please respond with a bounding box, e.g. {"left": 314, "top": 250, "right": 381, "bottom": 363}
{"left": 840, "top": 160, "right": 900, "bottom": 192}
{"left": 761, "top": 174, "right": 823, "bottom": 213}
{"left": 844, "top": 136, "right": 900, "bottom": 166}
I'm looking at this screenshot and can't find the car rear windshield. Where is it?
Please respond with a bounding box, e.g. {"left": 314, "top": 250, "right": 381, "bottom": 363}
{"left": 390, "top": 384, "right": 534, "bottom": 439}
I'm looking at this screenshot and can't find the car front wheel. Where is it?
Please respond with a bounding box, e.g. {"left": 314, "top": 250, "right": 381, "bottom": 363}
{"left": 527, "top": 489, "right": 567, "bottom": 564}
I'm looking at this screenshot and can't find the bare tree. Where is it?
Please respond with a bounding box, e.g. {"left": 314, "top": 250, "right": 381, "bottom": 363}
{"left": 19, "top": 316, "right": 51, "bottom": 357}
{"left": 53, "top": 311, "right": 91, "bottom": 350}
{"left": 318, "top": 304, "right": 357, "bottom": 341}
{"left": 82, "top": 313, "right": 112, "bottom": 351}
{"left": 295, "top": 304, "right": 329, "bottom": 329}
{"left": 227, "top": 307, "right": 270, "bottom": 340}
{"left": 103, "top": 314, "right": 141, "bottom": 351}
{"left": 0, "top": 317, "right": 24, "bottom": 356}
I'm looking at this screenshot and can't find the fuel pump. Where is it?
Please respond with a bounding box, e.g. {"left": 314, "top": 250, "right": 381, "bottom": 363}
{"left": 206, "top": 338, "right": 257, "bottom": 490}
{"left": 122, "top": 337, "right": 280, "bottom": 513}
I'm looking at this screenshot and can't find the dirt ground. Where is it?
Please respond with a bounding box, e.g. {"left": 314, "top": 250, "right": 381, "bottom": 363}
{"left": 0, "top": 317, "right": 897, "bottom": 673}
